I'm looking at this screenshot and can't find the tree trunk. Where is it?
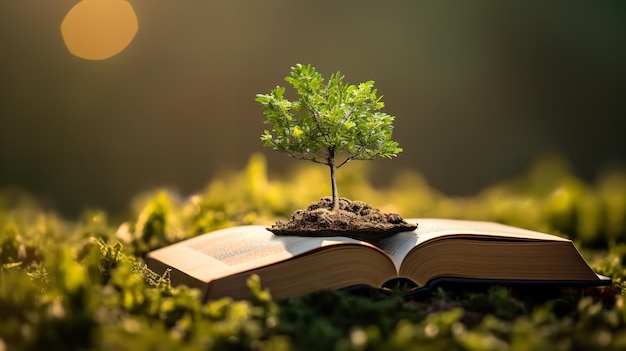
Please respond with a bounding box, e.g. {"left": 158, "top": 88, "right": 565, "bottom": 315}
{"left": 330, "top": 163, "right": 339, "bottom": 211}
{"left": 328, "top": 149, "right": 339, "bottom": 211}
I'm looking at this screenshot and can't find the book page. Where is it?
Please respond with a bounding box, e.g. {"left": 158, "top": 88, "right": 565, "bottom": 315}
{"left": 409, "top": 218, "right": 571, "bottom": 244}
{"left": 147, "top": 225, "right": 373, "bottom": 283}
{"left": 375, "top": 218, "right": 571, "bottom": 272}
{"left": 374, "top": 231, "right": 418, "bottom": 272}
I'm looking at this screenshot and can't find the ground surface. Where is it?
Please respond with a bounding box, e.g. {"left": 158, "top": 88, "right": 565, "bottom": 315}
{"left": 267, "top": 197, "right": 418, "bottom": 242}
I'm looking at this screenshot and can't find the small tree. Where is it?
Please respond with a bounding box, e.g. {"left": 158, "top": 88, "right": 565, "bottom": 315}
{"left": 256, "top": 64, "right": 403, "bottom": 211}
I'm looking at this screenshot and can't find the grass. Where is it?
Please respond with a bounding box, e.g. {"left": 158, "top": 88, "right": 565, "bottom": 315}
{"left": 1, "top": 153, "right": 625, "bottom": 350}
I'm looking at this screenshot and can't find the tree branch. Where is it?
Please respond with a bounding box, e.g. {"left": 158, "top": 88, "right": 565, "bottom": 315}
{"left": 286, "top": 151, "right": 326, "bottom": 165}
{"left": 336, "top": 156, "right": 352, "bottom": 169}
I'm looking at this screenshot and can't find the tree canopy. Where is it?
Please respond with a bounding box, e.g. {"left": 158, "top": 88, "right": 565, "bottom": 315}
{"left": 256, "top": 64, "right": 402, "bottom": 209}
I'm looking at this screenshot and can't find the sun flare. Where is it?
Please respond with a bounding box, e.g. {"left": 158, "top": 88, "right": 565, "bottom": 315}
{"left": 61, "top": 0, "right": 138, "bottom": 60}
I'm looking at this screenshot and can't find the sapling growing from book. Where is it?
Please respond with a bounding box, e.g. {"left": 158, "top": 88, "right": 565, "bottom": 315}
{"left": 257, "top": 64, "right": 402, "bottom": 210}
{"left": 256, "top": 64, "right": 416, "bottom": 239}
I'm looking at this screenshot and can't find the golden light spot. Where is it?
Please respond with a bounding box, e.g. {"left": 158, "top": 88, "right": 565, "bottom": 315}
{"left": 61, "top": 0, "right": 138, "bottom": 60}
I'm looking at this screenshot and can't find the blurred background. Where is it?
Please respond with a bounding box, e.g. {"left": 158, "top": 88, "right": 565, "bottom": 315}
{"left": 1, "top": 1, "right": 625, "bottom": 217}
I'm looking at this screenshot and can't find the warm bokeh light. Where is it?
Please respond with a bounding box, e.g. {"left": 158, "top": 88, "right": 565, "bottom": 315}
{"left": 61, "top": 0, "right": 138, "bottom": 60}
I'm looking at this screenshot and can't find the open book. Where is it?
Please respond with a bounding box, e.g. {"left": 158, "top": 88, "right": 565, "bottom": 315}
{"left": 146, "top": 219, "right": 610, "bottom": 301}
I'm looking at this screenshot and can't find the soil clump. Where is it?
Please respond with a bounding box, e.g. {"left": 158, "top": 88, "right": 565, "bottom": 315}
{"left": 268, "top": 197, "right": 417, "bottom": 243}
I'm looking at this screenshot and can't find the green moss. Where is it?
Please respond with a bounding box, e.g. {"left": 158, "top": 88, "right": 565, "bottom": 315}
{"left": 1, "top": 154, "right": 625, "bottom": 350}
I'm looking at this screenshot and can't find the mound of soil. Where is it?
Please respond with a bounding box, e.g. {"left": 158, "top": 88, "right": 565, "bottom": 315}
{"left": 268, "top": 197, "right": 417, "bottom": 243}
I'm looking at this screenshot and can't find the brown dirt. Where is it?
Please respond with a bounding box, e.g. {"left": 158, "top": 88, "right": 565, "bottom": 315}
{"left": 267, "top": 197, "right": 417, "bottom": 243}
